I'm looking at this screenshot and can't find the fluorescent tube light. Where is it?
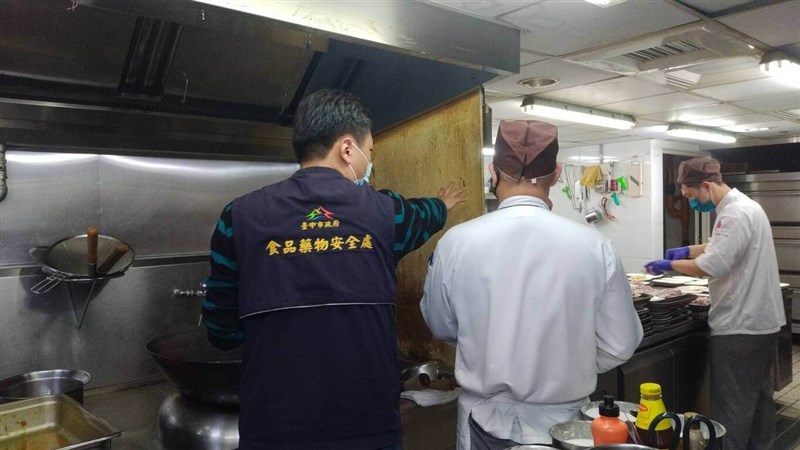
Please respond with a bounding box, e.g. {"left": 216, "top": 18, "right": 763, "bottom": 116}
{"left": 520, "top": 97, "right": 636, "bottom": 130}
{"left": 760, "top": 51, "right": 800, "bottom": 87}
{"left": 584, "top": 0, "right": 627, "bottom": 7}
{"left": 667, "top": 123, "right": 737, "bottom": 144}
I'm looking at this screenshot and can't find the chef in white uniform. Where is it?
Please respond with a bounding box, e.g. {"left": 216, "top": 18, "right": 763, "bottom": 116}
{"left": 645, "top": 157, "right": 785, "bottom": 450}
{"left": 421, "top": 120, "right": 643, "bottom": 449}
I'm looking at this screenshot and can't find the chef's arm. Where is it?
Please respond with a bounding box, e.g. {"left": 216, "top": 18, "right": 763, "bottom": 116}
{"left": 596, "top": 248, "right": 644, "bottom": 373}
{"left": 687, "top": 244, "right": 707, "bottom": 258}
{"left": 670, "top": 259, "right": 708, "bottom": 277}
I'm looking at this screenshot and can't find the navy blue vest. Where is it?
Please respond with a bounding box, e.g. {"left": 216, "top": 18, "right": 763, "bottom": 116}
{"left": 232, "top": 167, "right": 397, "bottom": 318}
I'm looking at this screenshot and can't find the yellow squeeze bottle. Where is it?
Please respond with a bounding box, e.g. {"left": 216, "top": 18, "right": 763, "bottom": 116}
{"left": 635, "top": 382, "right": 673, "bottom": 449}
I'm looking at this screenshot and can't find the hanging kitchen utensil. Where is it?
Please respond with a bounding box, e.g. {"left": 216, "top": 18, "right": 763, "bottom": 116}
{"left": 86, "top": 226, "right": 98, "bottom": 277}
{"left": 29, "top": 232, "right": 135, "bottom": 328}
{"left": 30, "top": 233, "right": 135, "bottom": 292}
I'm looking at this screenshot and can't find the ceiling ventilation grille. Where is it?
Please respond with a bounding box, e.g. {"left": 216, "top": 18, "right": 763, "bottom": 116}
{"left": 562, "top": 22, "right": 760, "bottom": 75}
{"left": 626, "top": 41, "right": 704, "bottom": 63}
{"left": 664, "top": 69, "right": 702, "bottom": 89}
{"left": 771, "top": 111, "right": 800, "bottom": 122}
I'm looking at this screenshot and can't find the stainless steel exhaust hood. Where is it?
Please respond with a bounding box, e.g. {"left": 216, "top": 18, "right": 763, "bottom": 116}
{"left": 0, "top": 0, "right": 519, "bottom": 160}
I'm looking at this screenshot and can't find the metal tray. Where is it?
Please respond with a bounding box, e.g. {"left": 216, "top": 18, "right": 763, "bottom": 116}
{"left": 0, "top": 394, "right": 122, "bottom": 449}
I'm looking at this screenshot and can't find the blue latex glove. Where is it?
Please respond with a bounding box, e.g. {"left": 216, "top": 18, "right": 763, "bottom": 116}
{"left": 644, "top": 259, "right": 673, "bottom": 275}
{"left": 665, "top": 246, "right": 690, "bottom": 260}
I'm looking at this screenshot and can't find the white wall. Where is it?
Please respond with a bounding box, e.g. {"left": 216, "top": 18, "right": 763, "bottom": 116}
{"left": 549, "top": 140, "right": 703, "bottom": 272}
{"left": 483, "top": 138, "right": 705, "bottom": 272}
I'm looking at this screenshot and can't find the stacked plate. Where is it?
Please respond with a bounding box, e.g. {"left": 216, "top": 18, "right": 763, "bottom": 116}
{"left": 687, "top": 296, "right": 711, "bottom": 320}
{"left": 633, "top": 294, "right": 654, "bottom": 337}
{"left": 648, "top": 294, "right": 697, "bottom": 331}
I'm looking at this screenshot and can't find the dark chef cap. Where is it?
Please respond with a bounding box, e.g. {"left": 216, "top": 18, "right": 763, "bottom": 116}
{"left": 676, "top": 157, "right": 722, "bottom": 185}
{"left": 493, "top": 120, "right": 559, "bottom": 181}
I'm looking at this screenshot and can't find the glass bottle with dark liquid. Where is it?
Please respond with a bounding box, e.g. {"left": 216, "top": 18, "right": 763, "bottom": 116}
{"left": 634, "top": 382, "right": 676, "bottom": 449}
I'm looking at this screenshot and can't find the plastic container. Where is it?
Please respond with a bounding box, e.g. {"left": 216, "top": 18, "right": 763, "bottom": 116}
{"left": 592, "top": 395, "right": 629, "bottom": 445}
{"left": 634, "top": 383, "right": 673, "bottom": 449}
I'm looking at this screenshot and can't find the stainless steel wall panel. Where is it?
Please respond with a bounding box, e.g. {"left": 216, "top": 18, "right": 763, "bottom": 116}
{"left": 0, "top": 262, "right": 208, "bottom": 386}
{"left": 0, "top": 149, "right": 297, "bottom": 388}
{"left": 0, "top": 152, "right": 100, "bottom": 266}
{"left": 97, "top": 155, "right": 296, "bottom": 257}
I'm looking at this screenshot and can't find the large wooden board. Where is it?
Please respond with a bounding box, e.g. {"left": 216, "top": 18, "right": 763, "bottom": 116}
{"left": 373, "top": 89, "right": 484, "bottom": 364}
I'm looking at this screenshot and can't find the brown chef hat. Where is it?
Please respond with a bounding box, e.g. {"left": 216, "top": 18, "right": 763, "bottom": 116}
{"left": 676, "top": 157, "right": 722, "bottom": 185}
{"left": 493, "top": 120, "right": 559, "bottom": 181}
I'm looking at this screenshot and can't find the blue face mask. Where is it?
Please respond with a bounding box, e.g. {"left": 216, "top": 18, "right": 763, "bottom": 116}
{"left": 349, "top": 144, "right": 373, "bottom": 186}
{"left": 689, "top": 187, "right": 715, "bottom": 212}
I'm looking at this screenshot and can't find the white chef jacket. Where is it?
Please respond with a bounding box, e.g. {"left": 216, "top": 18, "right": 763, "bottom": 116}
{"left": 421, "top": 195, "right": 643, "bottom": 448}
{"left": 695, "top": 188, "right": 785, "bottom": 336}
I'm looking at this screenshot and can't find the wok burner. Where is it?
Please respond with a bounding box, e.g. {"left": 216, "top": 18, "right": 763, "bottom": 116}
{"left": 147, "top": 329, "right": 242, "bottom": 450}
{"left": 157, "top": 394, "right": 239, "bottom": 450}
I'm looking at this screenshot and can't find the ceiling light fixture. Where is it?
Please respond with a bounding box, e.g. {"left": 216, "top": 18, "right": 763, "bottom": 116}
{"left": 520, "top": 96, "right": 637, "bottom": 130}
{"left": 759, "top": 50, "right": 800, "bottom": 87}
{"left": 583, "top": 0, "right": 627, "bottom": 7}
{"left": 518, "top": 77, "right": 559, "bottom": 88}
{"left": 667, "top": 123, "right": 737, "bottom": 144}
{"left": 722, "top": 125, "right": 769, "bottom": 133}
{"left": 482, "top": 102, "right": 494, "bottom": 156}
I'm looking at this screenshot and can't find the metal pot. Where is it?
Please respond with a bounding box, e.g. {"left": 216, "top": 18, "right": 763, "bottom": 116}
{"left": 400, "top": 360, "right": 441, "bottom": 390}
{"left": 506, "top": 446, "right": 558, "bottom": 449}
{"left": 645, "top": 412, "right": 725, "bottom": 450}
{"left": 549, "top": 421, "right": 595, "bottom": 450}
{"left": 590, "top": 445, "right": 656, "bottom": 450}
{"left": 156, "top": 393, "right": 239, "bottom": 450}
{"left": 0, "top": 369, "right": 91, "bottom": 404}
{"left": 147, "top": 328, "right": 242, "bottom": 407}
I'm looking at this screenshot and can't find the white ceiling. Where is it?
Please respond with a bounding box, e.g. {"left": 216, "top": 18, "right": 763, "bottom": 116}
{"left": 427, "top": 0, "right": 800, "bottom": 149}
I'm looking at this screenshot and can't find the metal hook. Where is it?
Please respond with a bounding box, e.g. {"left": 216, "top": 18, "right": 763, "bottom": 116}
{"left": 67, "top": 0, "right": 78, "bottom": 11}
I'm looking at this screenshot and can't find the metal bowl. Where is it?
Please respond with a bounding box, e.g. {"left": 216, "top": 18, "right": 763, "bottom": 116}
{"left": 506, "top": 446, "right": 558, "bottom": 449}
{"left": 590, "top": 445, "right": 656, "bottom": 450}
{"left": 549, "top": 421, "right": 595, "bottom": 450}
{"left": 0, "top": 369, "right": 91, "bottom": 404}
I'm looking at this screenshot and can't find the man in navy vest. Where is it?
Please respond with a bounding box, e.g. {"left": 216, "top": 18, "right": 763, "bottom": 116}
{"left": 203, "top": 89, "right": 466, "bottom": 450}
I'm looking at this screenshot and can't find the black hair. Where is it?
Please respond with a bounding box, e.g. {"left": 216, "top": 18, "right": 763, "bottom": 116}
{"left": 292, "top": 89, "right": 372, "bottom": 163}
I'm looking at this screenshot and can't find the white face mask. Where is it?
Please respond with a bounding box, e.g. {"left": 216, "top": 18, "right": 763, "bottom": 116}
{"left": 348, "top": 143, "right": 373, "bottom": 186}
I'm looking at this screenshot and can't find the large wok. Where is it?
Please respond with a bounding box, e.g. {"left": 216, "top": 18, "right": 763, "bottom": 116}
{"left": 147, "top": 328, "right": 242, "bottom": 408}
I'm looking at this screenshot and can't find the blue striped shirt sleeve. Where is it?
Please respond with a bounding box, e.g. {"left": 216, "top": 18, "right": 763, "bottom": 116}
{"left": 379, "top": 190, "right": 448, "bottom": 262}
{"left": 202, "top": 202, "right": 243, "bottom": 350}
